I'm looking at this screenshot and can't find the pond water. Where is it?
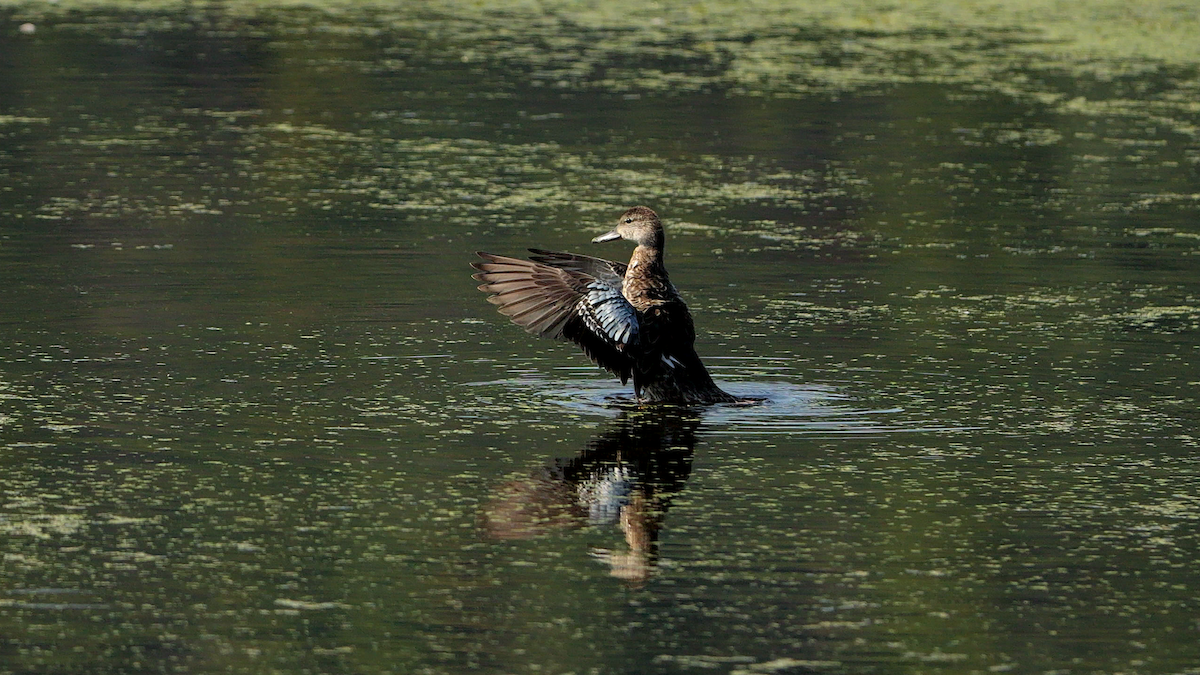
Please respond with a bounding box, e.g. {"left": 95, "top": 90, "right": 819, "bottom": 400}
{"left": 2, "top": 3, "right": 1200, "bottom": 673}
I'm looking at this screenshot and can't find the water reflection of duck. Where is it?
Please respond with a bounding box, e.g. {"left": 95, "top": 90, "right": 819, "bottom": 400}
{"left": 481, "top": 411, "right": 700, "bottom": 583}
{"left": 473, "top": 206, "right": 745, "bottom": 404}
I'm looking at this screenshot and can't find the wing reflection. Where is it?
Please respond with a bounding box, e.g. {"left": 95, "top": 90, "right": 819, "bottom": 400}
{"left": 482, "top": 410, "right": 700, "bottom": 584}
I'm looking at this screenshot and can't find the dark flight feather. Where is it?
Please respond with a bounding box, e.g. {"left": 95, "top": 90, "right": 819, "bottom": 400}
{"left": 472, "top": 252, "right": 638, "bottom": 383}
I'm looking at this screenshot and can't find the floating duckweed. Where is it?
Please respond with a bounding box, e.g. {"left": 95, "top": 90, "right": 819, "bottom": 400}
{"left": 994, "top": 128, "right": 1063, "bottom": 146}
{"left": 273, "top": 598, "right": 349, "bottom": 610}
{"left": 2, "top": 3, "right": 1200, "bottom": 674}
{"left": 0, "top": 513, "right": 87, "bottom": 539}
{"left": 1110, "top": 305, "right": 1200, "bottom": 331}
{"left": 0, "top": 115, "right": 50, "bottom": 124}
{"left": 757, "top": 298, "right": 889, "bottom": 326}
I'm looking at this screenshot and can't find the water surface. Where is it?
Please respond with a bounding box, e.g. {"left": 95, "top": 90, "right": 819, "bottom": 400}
{"left": 2, "top": 3, "right": 1200, "bottom": 673}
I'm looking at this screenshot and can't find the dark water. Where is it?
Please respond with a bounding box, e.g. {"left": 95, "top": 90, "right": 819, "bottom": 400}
{"left": 2, "top": 5, "right": 1200, "bottom": 674}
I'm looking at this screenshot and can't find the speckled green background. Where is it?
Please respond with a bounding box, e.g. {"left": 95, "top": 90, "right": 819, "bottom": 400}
{"left": 2, "top": 2, "right": 1200, "bottom": 673}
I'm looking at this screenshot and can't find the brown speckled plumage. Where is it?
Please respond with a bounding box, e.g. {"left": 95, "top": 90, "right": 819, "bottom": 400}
{"left": 472, "top": 206, "right": 739, "bottom": 404}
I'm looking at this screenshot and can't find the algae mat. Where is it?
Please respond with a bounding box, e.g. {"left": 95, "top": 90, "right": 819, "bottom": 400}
{"left": 1, "top": 2, "right": 1200, "bottom": 675}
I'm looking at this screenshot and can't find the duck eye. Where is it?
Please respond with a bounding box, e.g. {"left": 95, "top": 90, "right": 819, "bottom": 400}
{"left": 624, "top": 218, "right": 633, "bottom": 223}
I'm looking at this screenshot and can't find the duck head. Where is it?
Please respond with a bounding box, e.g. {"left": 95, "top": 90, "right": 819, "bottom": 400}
{"left": 593, "top": 206, "right": 665, "bottom": 249}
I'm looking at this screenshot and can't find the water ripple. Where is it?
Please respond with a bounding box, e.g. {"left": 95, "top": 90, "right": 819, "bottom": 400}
{"left": 464, "top": 374, "right": 971, "bottom": 436}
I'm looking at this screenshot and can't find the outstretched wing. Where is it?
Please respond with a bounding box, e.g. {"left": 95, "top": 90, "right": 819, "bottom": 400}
{"left": 472, "top": 252, "right": 639, "bottom": 383}
{"left": 527, "top": 249, "right": 627, "bottom": 286}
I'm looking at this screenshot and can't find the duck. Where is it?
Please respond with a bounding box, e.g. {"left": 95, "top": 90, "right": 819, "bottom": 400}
{"left": 471, "top": 206, "right": 742, "bottom": 404}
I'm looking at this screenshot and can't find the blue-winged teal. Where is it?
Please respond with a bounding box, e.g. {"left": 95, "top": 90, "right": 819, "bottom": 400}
{"left": 472, "top": 206, "right": 741, "bottom": 404}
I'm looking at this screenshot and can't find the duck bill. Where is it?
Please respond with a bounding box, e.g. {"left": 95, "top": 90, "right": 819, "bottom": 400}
{"left": 592, "top": 230, "right": 622, "bottom": 243}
